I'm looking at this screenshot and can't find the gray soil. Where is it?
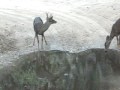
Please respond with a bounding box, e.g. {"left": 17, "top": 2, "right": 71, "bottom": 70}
{"left": 0, "top": 0, "right": 120, "bottom": 68}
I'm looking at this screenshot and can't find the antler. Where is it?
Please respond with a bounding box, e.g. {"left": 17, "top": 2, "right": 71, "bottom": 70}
{"left": 46, "top": 12, "right": 49, "bottom": 19}
{"left": 49, "top": 13, "right": 53, "bottom": 18}
{"left": 46, "top": 12, "right": 53, "bottom": 19}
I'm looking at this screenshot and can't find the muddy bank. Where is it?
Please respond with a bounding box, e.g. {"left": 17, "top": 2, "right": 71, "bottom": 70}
{"left": 0, "top": 49, "right": 120, "bottom": 90}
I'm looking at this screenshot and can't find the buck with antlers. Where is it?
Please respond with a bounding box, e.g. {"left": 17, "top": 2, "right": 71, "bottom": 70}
{"left": 105, "top": 18, "right": 120, "bottom": 50}
{"left": 33, "top": 13, "right": 57, "bottom": 49}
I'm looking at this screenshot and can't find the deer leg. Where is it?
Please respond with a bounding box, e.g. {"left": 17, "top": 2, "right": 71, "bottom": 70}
{"left": 117, "top": 36, "right": 119, "bottom": 45}
{"left": 41, "top": 35, "right": 43, "bottom": 49}
{"left": 118, "top": 35, "right": 120, "bottom": 45}
{"left": 43, "top": 34, "right": 48, "bottom": 45}
{"left": 36, "top": 34, "right": 40, "bottom": 49}
{"left": 33, "top": 33, "right": 37, "bottom": 46}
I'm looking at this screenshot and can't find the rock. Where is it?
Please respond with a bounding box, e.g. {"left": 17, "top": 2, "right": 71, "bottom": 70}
{"left": 0, "top": 49, "right": 120, "bottom": 90}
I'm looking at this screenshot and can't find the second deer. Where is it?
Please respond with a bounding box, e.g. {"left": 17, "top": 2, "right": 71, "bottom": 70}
{"left": 33, "top": 13, "right": 57, "bottom": 49}
{"left": 105, "top": 18, "right": 120, "bottom": 49}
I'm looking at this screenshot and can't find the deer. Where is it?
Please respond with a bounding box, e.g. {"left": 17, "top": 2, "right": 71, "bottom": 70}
{"left": 33, "top": 13, "right": 57, "bottom": 49}
{"left": 105, "top": 18, "right": 120, "bottom": 50}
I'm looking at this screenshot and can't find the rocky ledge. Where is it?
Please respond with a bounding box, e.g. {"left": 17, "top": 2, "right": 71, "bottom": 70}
{"left": 0, "top": 49, "right": 120, "bottom": 90}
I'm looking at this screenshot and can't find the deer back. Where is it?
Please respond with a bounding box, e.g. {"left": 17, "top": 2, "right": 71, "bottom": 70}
{"left": 33, "top": 17, "right": 43, "bottom": 34}
{"left": 111, "top": 18, "right": 120, "bottom": 37}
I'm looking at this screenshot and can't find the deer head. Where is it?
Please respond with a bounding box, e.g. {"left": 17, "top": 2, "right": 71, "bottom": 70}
{"left": 46, "top": 13, "right": 57, "bottom": 24}
{"left": 104, "top": 35, "right": 112, "bottom": 49}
